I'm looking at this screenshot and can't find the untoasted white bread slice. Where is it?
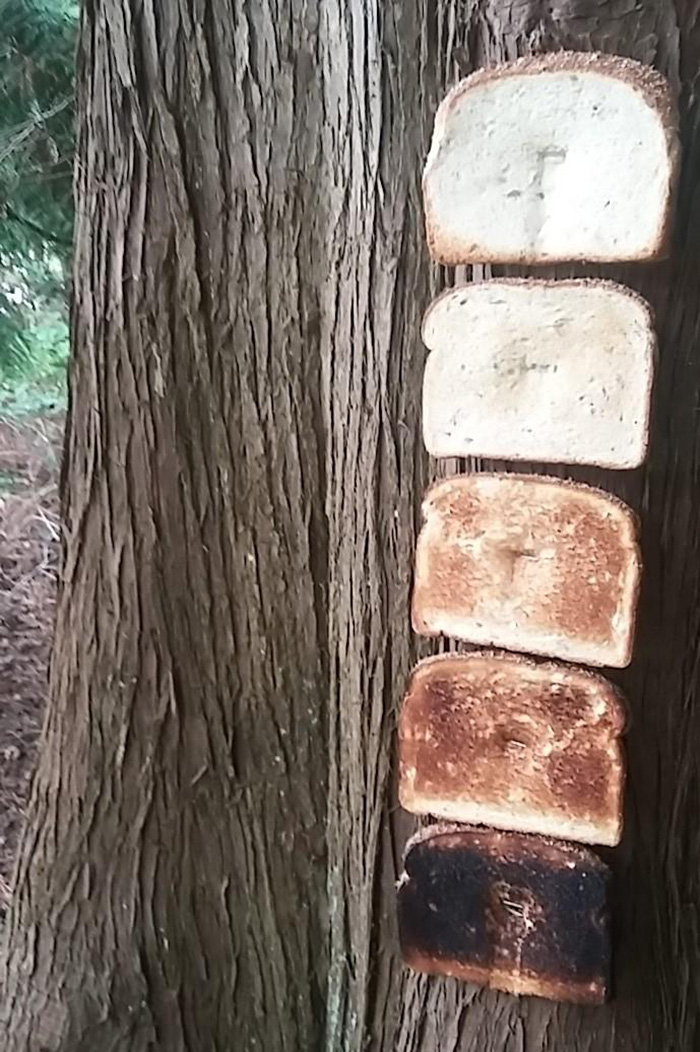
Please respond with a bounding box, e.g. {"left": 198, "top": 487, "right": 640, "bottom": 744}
{"left": 398, "top": 824, "right": 611, "bottom": 1004}
{"left": 422, "top": 279, "right": 655, "bottom": 469}
{"left": 412, "top": 474, "right": 641, "bottom": 667}
{"left": 424, "top": 52, "right": 679, "bottom": 263}
{"left": 399, "top": 652, "right": 626, "bottom": 845}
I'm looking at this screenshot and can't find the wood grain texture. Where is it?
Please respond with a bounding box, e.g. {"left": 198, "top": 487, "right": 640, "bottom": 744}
{"left": 1, "top": 1, "right": 700, "bottom": 1050}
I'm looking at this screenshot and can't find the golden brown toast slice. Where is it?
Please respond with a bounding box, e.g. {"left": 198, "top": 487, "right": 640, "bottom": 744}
{"left": 412, "top": 473, "right": 641, "bottom": 668}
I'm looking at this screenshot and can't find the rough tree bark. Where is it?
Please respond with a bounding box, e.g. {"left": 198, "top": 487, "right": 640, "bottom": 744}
{"left": 2, "top": 1, "right": 700, "bottom": 1051}
{"left": 0, "top": 2, "right": 332, "bottom": 1049}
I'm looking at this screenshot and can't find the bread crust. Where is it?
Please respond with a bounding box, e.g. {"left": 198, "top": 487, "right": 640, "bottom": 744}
{"left": 401, "top": 820, "right": 610, "bottom": 868}
{"left": 403, "top": 650, "right": 629, "bottom": 729}
{"left": 399, "top": 651, "right": 626, "bottom": 845}
{"left": 411, "top": 473, "right": 642, "bottom": 668}
{"left": 438, "top": 52, "right": 677, "bottom": 132}
{"left": 423, "top": 52, "right": 680, "bottom": 264}
{"left": 402, "top": 952, "right": 606, "bottom": 1005}
{"left": 421, "top": 278, "right": 656, "bottom": 469}
{"left": 421, "top": 277, "right": 656, "bottom": 347}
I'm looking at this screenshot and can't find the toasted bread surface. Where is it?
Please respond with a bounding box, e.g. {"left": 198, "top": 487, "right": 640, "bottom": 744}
{"left": 412, "top": 474, "right": 641, "bottom": 668}
{"left": 399, "top": 652, "right": 626, "bottom": 845}
{"left": 398, "top": 824, "right": 610, "bottom": 1004}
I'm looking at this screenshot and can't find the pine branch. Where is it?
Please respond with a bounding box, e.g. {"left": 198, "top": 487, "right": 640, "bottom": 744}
{"left": 3, "top": 204, "right": 72, "bottom": 249}
{"left": 0, "top": 97, "right": 72, "bottom": 165}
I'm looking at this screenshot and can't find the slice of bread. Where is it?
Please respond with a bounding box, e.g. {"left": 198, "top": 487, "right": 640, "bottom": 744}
{"left": 399, "top": 652, "right": 626, "bottom": 845}
{"left": 422, "top": 279, "right": 655, "bottom": 469}
{"left": 398, "top": 824, "right": 610, "bottom": 1004}
{"left": 412, "top": 474, "right": 640, "bottom": 667}
{"left": 424, "top": 52, "right": 679, "bottom": 264}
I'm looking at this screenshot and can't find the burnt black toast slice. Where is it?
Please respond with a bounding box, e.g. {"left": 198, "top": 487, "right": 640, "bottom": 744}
{"left": 398, "top": 824, "right": 611, "bottom": 1004}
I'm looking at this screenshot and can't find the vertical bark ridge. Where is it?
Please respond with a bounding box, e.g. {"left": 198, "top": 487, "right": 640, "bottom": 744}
{"left": 1, "top": 1, "right": 330, "bottom": 1050}
{"left": 321, "top": 3, "right": 432, "bottom": 1049}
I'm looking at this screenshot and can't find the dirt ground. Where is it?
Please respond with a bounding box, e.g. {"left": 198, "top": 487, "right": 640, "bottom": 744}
{"left": 0, "top": 415, "right": 63, "bottom": 913}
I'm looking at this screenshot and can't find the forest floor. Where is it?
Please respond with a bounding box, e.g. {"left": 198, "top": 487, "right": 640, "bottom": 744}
{"left": 0, "top": 414, "right": 62, "bottom": 913}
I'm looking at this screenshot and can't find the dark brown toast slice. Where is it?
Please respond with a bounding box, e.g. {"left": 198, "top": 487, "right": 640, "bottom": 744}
{"left": 411, "top": 473, "right": 641, "bottom": 668}
{"left": 398, "top": 825, "right": 611, "bottom": 1004}
{"left": 399, "top": 652, "right": 626, "bottom": 845}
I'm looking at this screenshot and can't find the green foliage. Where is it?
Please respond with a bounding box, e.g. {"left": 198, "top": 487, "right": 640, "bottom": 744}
{"left": 0, "top": 0, "right": 77, "bottom": 415}
{"left": 0, "top": 311, "right": 67, "bottom": 384}
{"left": 0, "top": 284, "right": 68, "bottom": 416}
{"left": 0, "top": 377, "right": 67, "bottom": 418}
{"left": 0, "top": 0, "right": 78, "bottom": 256}
{"left": 0, "top": 250, "right": 69, "bottom": 415}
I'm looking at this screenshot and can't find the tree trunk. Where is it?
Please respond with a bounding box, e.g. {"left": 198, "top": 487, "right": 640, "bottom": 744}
{"left": 0, "top": 2, "right": 332, "bottom": 1048}
{"left": 2, "top": 1, "right": 700, "bottom": 1051}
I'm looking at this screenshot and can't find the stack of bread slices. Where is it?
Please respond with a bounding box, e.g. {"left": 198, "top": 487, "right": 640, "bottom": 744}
{"left": 397, "top": 52, "right": 679, "bottom": 1005}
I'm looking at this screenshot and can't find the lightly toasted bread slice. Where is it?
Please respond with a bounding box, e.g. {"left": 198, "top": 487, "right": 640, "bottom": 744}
{"left": 423, "top": 52, "right": 679, "bottom": 264}
{"left": 422, "top": 279, "right": 655, "bottom": 470}
{"left": 398, "top": 824, "right": 611, "bottom": 1004}
{"left": 399, "top": 652, "right": 626, "bottom": 846}
{"left": 411, "top": 473, "right": 641, "bottom": 668}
